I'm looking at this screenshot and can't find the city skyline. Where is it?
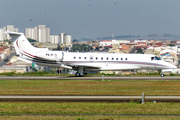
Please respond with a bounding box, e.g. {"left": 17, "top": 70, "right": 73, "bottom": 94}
{"left": 1, "top": 0, "right": 180, "bottom": 40}
{"left": 0, "top": 25, "right": 71, "bottom": 44}
{"left": 1, "top": 24, "right": 180, "bottom": 42}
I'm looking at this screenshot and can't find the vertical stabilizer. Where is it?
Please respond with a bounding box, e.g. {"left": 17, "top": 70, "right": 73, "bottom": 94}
{"left": 4, "top": 32, "right": 23, "bottom": 42}
{"left": 5, "top": 32, "right": 36, "bottom": 55}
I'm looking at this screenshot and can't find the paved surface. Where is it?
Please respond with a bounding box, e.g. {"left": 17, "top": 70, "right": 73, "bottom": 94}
{"left": 0, "top": 95, "right": 180, "bottom": 102}
{"left": 0, "top": 76, "right": 180, "bottom": 80}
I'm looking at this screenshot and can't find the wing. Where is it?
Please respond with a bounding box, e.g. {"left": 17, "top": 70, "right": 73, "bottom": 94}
{"left": 68, "top": 63, "right": 140, "bottom": 71}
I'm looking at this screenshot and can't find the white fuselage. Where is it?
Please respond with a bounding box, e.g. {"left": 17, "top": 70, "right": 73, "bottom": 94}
{"left": 29, "top": 51, "right": 176, "bottom": 71}
{"left": 5, "top": 31, "right": 177, "bottom": 75}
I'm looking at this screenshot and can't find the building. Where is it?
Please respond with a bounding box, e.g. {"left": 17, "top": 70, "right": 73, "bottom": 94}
{"left": 59, "top": 33, "right": 71, "bottom": 45}
{"left": 50, "top": 35, "right": 59, "bottom": 44}
{"left": 25, "top": 25, "right": 50, "bottom": 43}
{"left": 59, "top": 33, "right": 67, "bottom": 44}
{"left": 38, "top": 25, "right": 50, "bottom": 43}
{"left": 65, "top": 35, "right": 72, "bottom": 45}
{"left": 25, "top": 27, "right": 38, "bottom": 41}
{"left": 99, "top": 40, "right": 112, "bottom": 46}
{"left": 0, "top": 25, "right": 18, "bottom": 42}
{"left": 99, "top": 40, "right": 130, "bottom": 47}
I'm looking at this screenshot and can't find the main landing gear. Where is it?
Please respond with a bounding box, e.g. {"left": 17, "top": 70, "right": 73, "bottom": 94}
{"left": 160, "top": 72, "right": 164, "bottom": 77}
{"left": 75, "top": 66, "right": 84, "bottom": 77}
{"left": 75, "top": 72, "right": 84, "bottom": 77}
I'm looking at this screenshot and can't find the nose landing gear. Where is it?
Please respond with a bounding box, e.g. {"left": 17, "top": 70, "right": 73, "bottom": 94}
{"left": 160, "top": 72, "right": 164, "bottom": 77}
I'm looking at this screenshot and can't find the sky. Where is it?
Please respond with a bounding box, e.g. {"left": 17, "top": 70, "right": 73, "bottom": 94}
{"left": 0, "top": 0, "right": 180, "bottom": 40}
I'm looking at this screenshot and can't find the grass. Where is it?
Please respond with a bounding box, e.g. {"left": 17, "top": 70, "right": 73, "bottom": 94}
{"left": 0, "top": 102, "right": 179, "bottom": 119}
{"left": 0, "top": 71, "right": 179, "bottom": 76}
{"left": 0, "top": 80, "right": 179, "bottom": 95}
{"left": 0, "top": 80, "right": 179, "bottom": 119}
{"left": 1, "top": 116, "right": 180, "bottom": 120}
{"left": 0, "top": 71, "right": 73, "bottom": 76}
{"left": 0, "top": 102, "right": 177, "bottom": 114}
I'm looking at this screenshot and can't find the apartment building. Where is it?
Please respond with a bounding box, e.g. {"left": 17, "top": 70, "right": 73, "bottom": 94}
{"left": 25, "top": 25, "right": 50, "bottom": 43}
{"left": 0, "top": 25, "right": 72, "bottom": 45}
{"left": 65, "top": 35, "right": 72, "bottom": 45}
{"left": 25, "top": 27, "right": 38, "bottom": 41}
{"left": 59, "top": 33, "right": 71, "bottom": 45}
{"left": 0, "top": 25, "right": 18, "bottom": 42}
{"left": 50, "top": 35, "right": 59, "bottom": 44}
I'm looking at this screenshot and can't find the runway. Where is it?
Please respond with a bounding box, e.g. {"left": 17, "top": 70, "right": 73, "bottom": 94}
{"left": 0, "top": 76, "right": 180, "bottom": 80}
{"left": 0, "top": 95, "right": 180, "bottom": 102}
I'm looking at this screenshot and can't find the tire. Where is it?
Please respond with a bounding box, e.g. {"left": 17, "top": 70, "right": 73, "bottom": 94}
{"left": 75, "top": 72, "right": 80, "bottom": 77}
{"left": 160, "top": 73, "right": 164, "bottom": 77}
{"left": 80, "top": 74, "right": 84, "bottom": 77}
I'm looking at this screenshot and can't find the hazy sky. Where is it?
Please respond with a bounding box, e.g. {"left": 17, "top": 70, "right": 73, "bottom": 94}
{"left": 0, "top": 0, "right": 180, "bottom": 39}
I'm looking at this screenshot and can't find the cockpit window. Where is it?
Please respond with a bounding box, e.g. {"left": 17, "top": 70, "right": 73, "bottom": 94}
{"left": 155, "top": 56, "right": 161, "bottom": 60}
{"left": 151, "top": 57, "right": 154, "bottom": 61}
{"left": 151, "top": 56, "right": 161, "bottom": 61}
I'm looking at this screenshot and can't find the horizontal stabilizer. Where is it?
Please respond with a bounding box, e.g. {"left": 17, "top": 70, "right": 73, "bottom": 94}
{"left": 4, "top": 32, "right": 23, "bottom": 36}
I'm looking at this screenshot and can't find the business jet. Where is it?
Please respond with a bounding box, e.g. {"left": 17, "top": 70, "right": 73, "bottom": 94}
{"left": 5, "top": 32, "right": 177, "bottom": 77}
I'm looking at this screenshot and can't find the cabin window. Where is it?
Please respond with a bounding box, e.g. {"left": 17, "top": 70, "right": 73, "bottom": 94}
{"left": 51, "top": 54, "right": 53, "bottom": 56}
{"left": 79, "top": 57, "right": 81, "bottom": 59}
{"left": 116, "top": 58, "right": 118, "bottom": 60}
{"left": 121, "top": 58, "right": 123, "bottom": 60}
{"left": 96, "top": 57, "right": 98, "bottom": 60}
{"left": 101, "top": 57, "right": 103, "bottom": 60}
{"left": 106, "top": 57, "right": 109, "bottom": 60}
{"left": 84, "top": 57, "right": 87, "bottom": 59}
{"left": 125, "top": 58, "right": 128, "bottom": 60}
{"left": 90, "top": 57, "right": 93, "bottom": 60}
{"left": 74, "top": 57, "right": 76, "bottom": 59}
{"left": 112, "top": 58, "right": 114, "bottom": 60}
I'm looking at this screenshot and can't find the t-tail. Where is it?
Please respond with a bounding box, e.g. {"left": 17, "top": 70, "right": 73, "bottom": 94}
{"left": 4, "top": 32, "right": 37, "bottom": 56}
{"left": 5, "top": 32, "right": 66, "bottom": 67}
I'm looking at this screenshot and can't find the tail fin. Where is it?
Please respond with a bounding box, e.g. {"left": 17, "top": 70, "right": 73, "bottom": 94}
{"left": 5, "top": 32, "right": 36, "bottom": 55}
{"left": 4, "top": 32, "right": 23, "bottom": 42}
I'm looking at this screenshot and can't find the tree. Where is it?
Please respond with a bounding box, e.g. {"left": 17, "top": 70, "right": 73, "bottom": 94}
{"left": 3, "top": 39, "right": 12, "bottom": 45}
{"left": 27, "top": 38, "right": 37, "bottom": 42}
{"left": 136, "top": 48, "right": 143, "bottom": 53}
{"left": 168, "top": 44, "right": 174, "bottom": 46}
{"left": 72, "top": 39, "right": 78, "bottom": 43}
{"left": 56, "top": 44, "right": 62, "bottom": 50}
{"left": 71, "top": 44, "right": 93, "bottom": 52}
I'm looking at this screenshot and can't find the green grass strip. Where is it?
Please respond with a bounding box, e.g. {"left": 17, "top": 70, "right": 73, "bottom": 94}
{"left": 0, "top": 80, "right": 179, "bottom": 95}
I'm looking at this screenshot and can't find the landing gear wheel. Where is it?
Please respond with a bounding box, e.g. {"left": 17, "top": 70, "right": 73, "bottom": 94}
{"left": 75, "top": 72, "right": 80, "bottom": 77}
{"left": 80, "top": 74, "right": 84, "bottom": 77}
{"left": 160, "top": 73, "right": 164, "bottom": 77}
